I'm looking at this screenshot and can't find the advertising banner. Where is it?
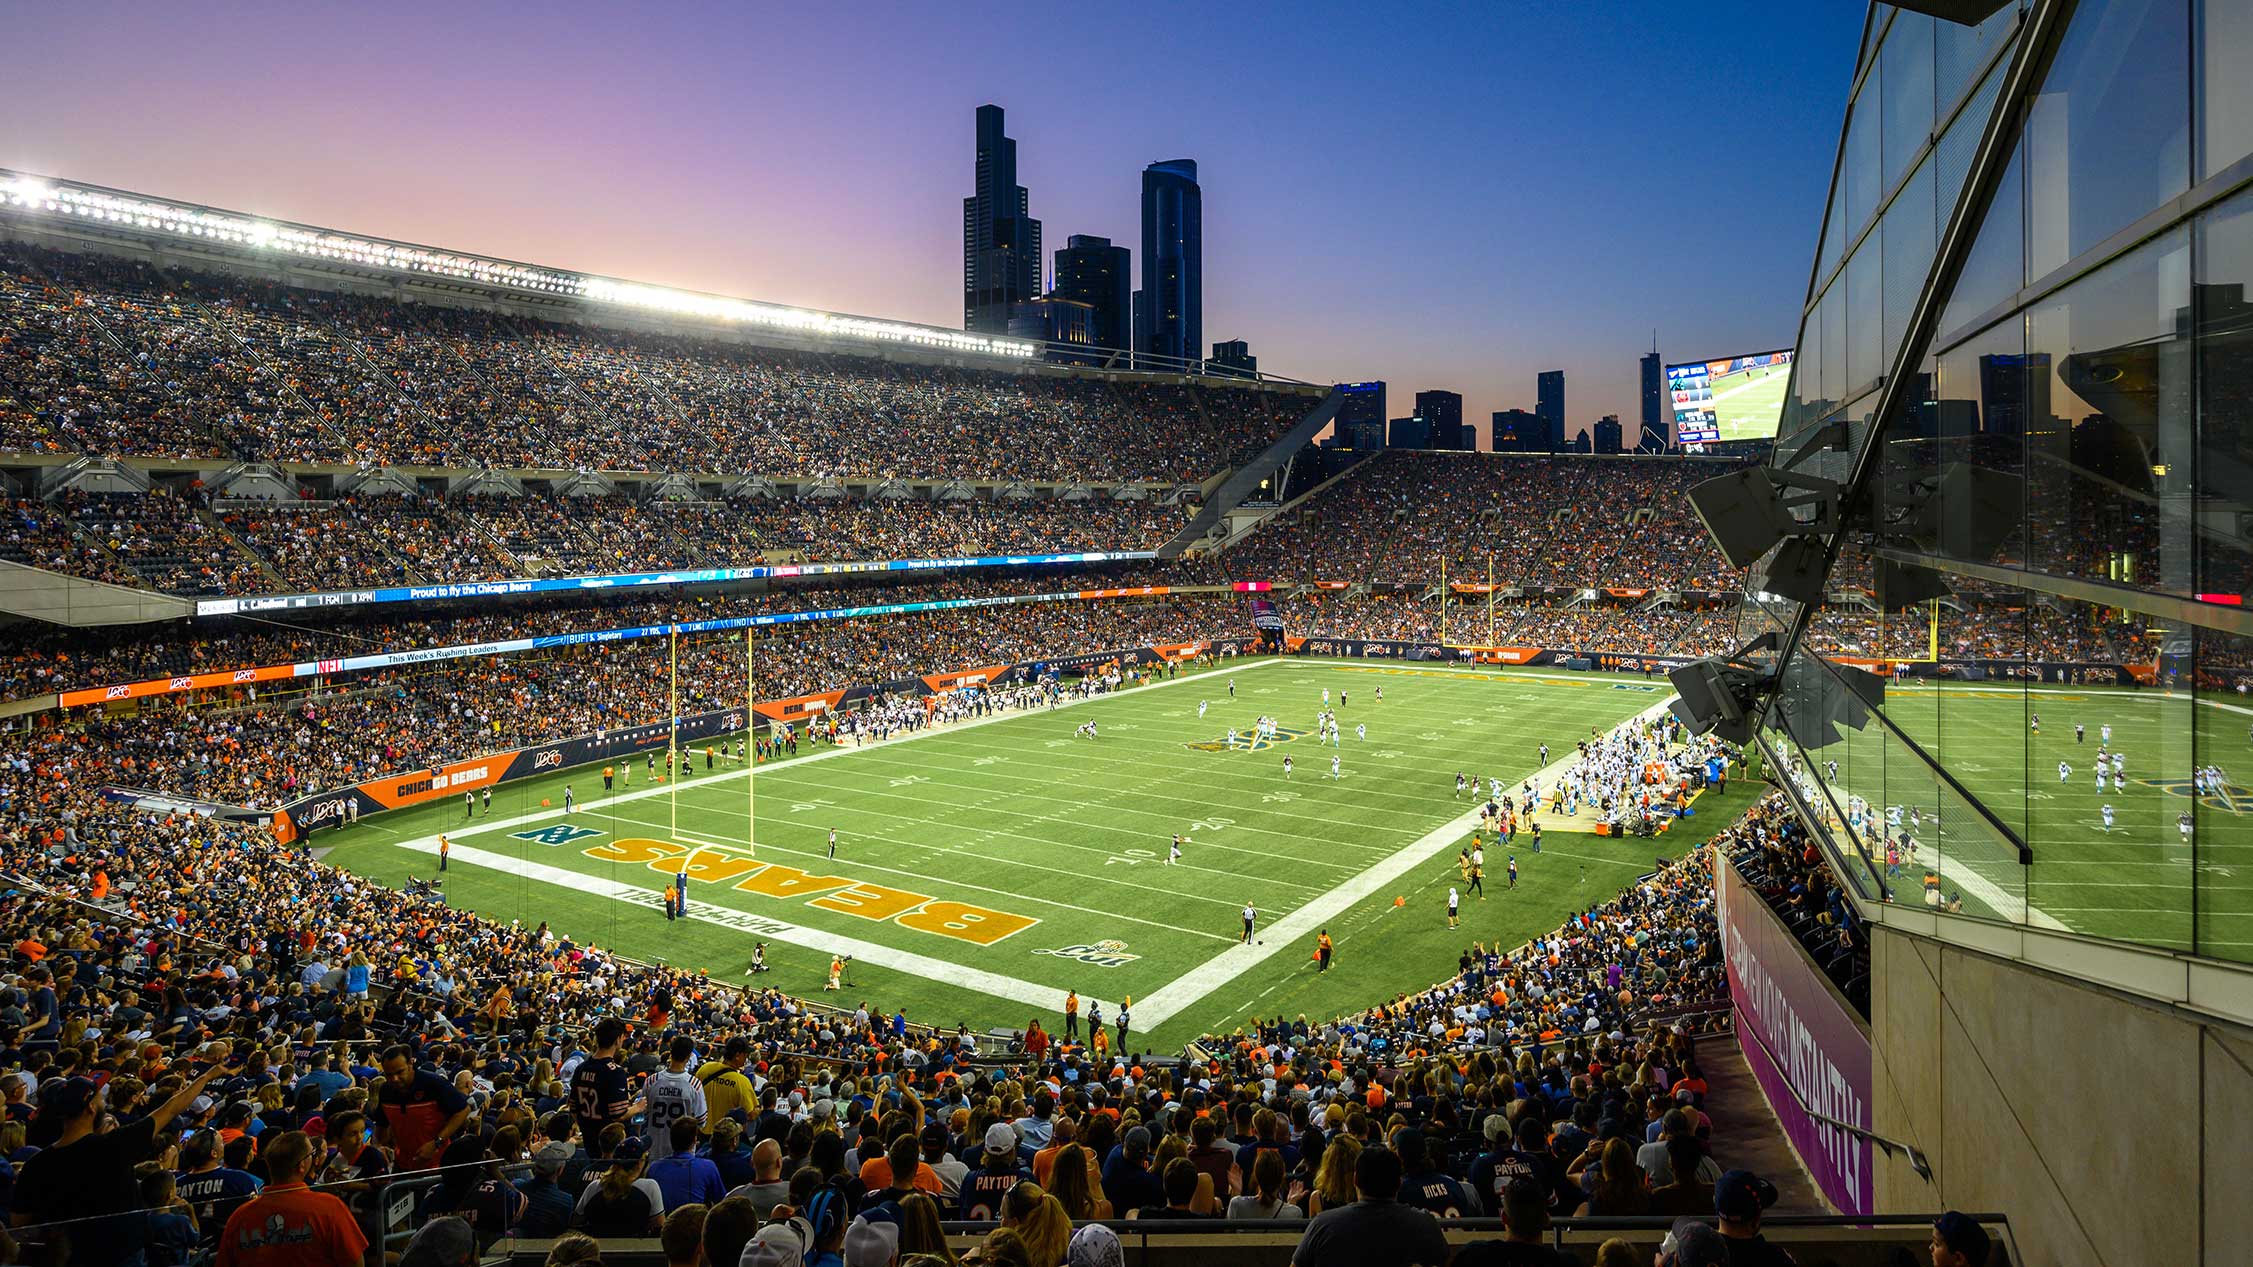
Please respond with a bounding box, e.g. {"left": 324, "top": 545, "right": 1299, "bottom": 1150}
{"left": 1717, "top": 855, "right": 1873, "bottom": 1214}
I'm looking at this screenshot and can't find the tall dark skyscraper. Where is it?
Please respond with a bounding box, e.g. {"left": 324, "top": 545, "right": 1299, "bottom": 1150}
{"left": 1536, "top": 370, "right": 1566, "bottom": 450}
{"left": 1135, "top": 159, "right": 1202, "bottom": 365}
{"left": 964, "top": 105, "right": 1042, "bottom": 335}
{"left": 1640, "top": 350, "right": 1665, "bottom": 448}
{"left": 1414, "top": 390, "right": 1464, "bottom": 450}
{"left": 1052, "top": 234, "right": 1132, "bottom": 355}
{"left": 1336, "top": 381, "right": 1387, "bottom": 450}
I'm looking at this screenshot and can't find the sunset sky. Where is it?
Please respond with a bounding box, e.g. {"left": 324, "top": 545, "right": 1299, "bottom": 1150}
{"left": 3, "top": 0, "right": 1864, "bottom": 441}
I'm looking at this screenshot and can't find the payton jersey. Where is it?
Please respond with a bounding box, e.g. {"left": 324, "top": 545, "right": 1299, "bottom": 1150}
{"left": 640, "top": 1068, "right": 707, "bottom": 1159}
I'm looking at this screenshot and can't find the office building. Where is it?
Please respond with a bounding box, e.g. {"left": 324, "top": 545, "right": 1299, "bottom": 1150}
{"left": 1211, "top": 339, "right": 1256, "bottom": 377}
{"left": 1729, "top": 8, "right": 2252, "bottom": 1261}
{"left": 1591, "top": 414, "right": 1623, "bottom": 454}
{"left": 963, "top": 105, "right": 1042, "bottom": 334}
{"left": 1135, "top": 159, "right": 1202, "bottom": 364}
{"left": 1491, "top": 408, "right": 1545, "bottom": 452}
{"left": 1387, "top": 415, "right": 1428, "bottom": 449}
{"left": 1006, "top": 295, "right": 1096, "bottom": 353}
{"left": 1414, "top": 389, "right": 1464, "bottom": 450}
{"left": 1640, "top": 350, "right": 1668, "bottom": 450}
{"left": 1536, "top": 369, "right": 1565, "bottom": 450}
{"left": 1051, "top": 235, "right": 1132, "bottom": 356}
{"left": 1336, "top": 381, "right": 1387, "bottom": 450}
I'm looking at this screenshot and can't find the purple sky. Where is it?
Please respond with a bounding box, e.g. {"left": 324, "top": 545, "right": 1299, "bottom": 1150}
{"left": 3, "top": 1, "right": 1862, "bottom": 444}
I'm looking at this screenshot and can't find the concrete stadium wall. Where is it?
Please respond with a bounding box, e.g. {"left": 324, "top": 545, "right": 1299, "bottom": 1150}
{"left": 1871, "top": 926, "right": 2253, "bottom": 1267}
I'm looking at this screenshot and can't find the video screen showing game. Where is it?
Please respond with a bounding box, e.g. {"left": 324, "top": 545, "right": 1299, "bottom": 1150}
{"left": 1666, "top": 349, "right": 1793, "bottom": 445}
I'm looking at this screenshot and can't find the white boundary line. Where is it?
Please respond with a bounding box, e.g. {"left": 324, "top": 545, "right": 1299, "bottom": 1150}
{"left": 1132, "top": 696, "right": 1680, "bottom": 1027}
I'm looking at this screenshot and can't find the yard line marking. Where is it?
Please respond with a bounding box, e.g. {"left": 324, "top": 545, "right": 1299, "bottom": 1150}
{"left": 596, "top": 803, "right": 1268, "bottom": 928}
{"left": 1132, "top": 698, "right": 1680, "bottom": 1029}
{"left": 390, "top": 836, "right": 1071, "bottom": 1013}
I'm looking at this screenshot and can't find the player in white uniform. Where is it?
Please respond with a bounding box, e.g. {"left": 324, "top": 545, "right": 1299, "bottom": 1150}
{"left": 2100, "top": 723, "right": 2112, "bottom": 745}
{"left": 1446, "top": 887, "right": 1460, "bottom": 928}
{"left": 2058, "top": 761, "right": 2071, "bottom": 784}
{"left": 1227, "top": 727, "right": 1241, "bottom": 749}
{"left": 1198, "top": 700, "right": 1208, "bottom": 719}
{"left": 2101, "top": 803, "right": 2116, "bottom": 830}
{"left": 1355, "top": 723, "right": 1367, "bottom": 741}
{"left": 2096, "top": 764, "right": 2108, "bottom": 792}
{"left": 2178, "top": 811, "right": 2193, "bottom": 841}
{"left": 1330, "top": 754, "right": 1342, "bottom": 779}
{"left": 640, "top": 1035, "right": 707, "bottom": 1160}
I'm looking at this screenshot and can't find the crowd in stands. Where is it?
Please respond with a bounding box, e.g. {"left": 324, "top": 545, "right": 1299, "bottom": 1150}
{"left": 2, "top": 593, "right": 1234, "bottom": 808}
{"left": 0, "top": 679, "right": 1820, "bottom": 1265}
{"left": 1217, "top": 451, "right": 1744, "bottom": 591}
{"left": 0, "top": 563, "right": 1224, "bottom": 703}
{"left": 6, "top": 486, "right": 1187, "bottom": 596}
{"left": 1719, "top": 796, "right": 1870, "bottom": 1014}
{"left": 0, "top": 240, "right": 1315, "bottom": 480}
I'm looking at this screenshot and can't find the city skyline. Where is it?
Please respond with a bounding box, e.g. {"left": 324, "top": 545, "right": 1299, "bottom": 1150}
{"left": 0, "top": 0, "right": 1861, "bottom": 439}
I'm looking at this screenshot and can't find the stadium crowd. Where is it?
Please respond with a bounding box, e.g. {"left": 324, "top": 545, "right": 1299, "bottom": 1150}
{"left": 4, "top": 487, "right": 1190, "bottom": 596}
{"left": 1217, "top": 451, "right": 1744, "bottom": 592}
{"left": 1, "top": 594, "right": 1233, "bottom": 808}
{"left": 0, "top": 679, "right": 1817, "bottom": 1267}
{"left": 0, "top": 241, "right": 1316, "bottom": 481}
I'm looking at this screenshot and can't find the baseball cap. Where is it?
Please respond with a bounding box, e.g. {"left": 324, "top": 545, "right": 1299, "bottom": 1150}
{"left": 532, "top": 1141, "right": 573, "bottom": 1175}
{"left": 1068, "top": 1223, "right": 1125, "bottom": 1267}
{"left": 50, "top": 1077, "right": 101, "bottom": 1119}
{"left": 921, "top": 1121, "right": 950, "bottom": 1150}
{"left": 1481, "top": 1113, "right": 1509, "bottom": 1143}
{"left": 1714, "top": 1169, "right": 1778, "bottom": 1221}
{"left": 1658, "top": 1217, "right": 1731, "bottom": 1267}
{"left": 811, "top": 1098, "right": 836, "bottom": 1121}
{"left": 1933, "top": 1212, "right": 1992, "bottom": 1261}
{"left": 403, "top": 1217, "right": 474, "bottom": 1265}
{"left": 611, "top": 1134, "right": 649, "bottom": 1163}
{"left": 984, "top": 1122, "right": 1018, "bottom": 1154}
{"left": 741, "top": 1219, "right": 809, "bottom": 1267}
{"left": 843, "top": 1216, "right": 900, "bottom": 1267}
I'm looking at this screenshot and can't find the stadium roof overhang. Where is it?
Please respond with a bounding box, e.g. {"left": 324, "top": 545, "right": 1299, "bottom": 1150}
{"left": 0, "top": 168, "right": 1043, "bottom": 365}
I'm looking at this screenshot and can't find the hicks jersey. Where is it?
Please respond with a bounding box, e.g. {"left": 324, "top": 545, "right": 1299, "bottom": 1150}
{"left": 640, "top": 1068, "right": 707, "bottom": 1159}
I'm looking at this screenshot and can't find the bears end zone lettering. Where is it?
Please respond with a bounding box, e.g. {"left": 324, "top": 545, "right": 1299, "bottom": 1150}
{"left": 585, "top": 838, "right": 1036, "bottom": 947}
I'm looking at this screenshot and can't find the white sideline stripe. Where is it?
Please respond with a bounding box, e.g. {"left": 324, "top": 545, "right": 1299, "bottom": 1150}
{"left": 1132, "top": 697, "right": 1681, "bottom": 1029}
{"left": 394, "top": 837, "right": 1072, "bottom": 1013}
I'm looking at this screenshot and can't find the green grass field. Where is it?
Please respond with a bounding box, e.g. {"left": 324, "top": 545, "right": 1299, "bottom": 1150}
{"left": 1709, "top": 363, "right": 1793, "bottom": 441}
{"left": 1798, "top": 678, "right": 2253, "bottom": 959}
{"left": 320, "top": 657, "right": 1743, "bottom": 1052}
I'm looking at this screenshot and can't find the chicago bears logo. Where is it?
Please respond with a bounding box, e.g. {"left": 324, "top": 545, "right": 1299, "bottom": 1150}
{"left": 532, "top": 750, "right": 564, "bottom": 770}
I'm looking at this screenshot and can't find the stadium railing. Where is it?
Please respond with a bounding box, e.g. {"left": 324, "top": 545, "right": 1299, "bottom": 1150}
{"left": 476, "top": 1213, "right": 2020, "bottom": 1267}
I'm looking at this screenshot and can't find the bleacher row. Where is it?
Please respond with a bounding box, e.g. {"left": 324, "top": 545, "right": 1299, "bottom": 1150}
{"left": 0, "top": 240, "right": 1313, "bottom": 480}
{"left": 0, "top": 697, "right": 1847, "bottom": 1267}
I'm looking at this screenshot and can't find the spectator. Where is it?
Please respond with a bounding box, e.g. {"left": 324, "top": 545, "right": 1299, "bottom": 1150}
{"left": 516, "top": 1140, "right": 580, "bottom": 1237}
{"left": 1453, "top": 1177, "right": 1569, "bottom": 1267}
{"left": 214, "top": 1130, "right": 369, "bottom": 1267}
{"left": 12, "top": 1053, "right": 233, "bottom": 1262}
{"left": 397, "top": 1216, "right": 477, "bottom": 1267}
{"left": 1226, "top": 1148, "right": 1302, "bottom": 1220}
{"left": 575, "top": 1133, "right": 661, "bottom": 1237}
{"left": 1714, "top": 1170, "right": 1793, "bottom": 1266}
{"left": 1289, "top": 1145, "right": 1450, "bottom": 1267}
{"left": 660, "top": 1202, "right": 708, "bottom": 1267}
{"left": 648, "top": 1119, "right": 728, "bottom": 1210}
{"left": 1929, "top": 1212, "right": 1993, "bottom": 1267}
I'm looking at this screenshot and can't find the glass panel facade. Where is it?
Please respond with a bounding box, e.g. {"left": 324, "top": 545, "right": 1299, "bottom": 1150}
{"left": 1882, "top": 12, "right": 1935, "bottom": 193}
{"left": 2023, "top": 0, "right": 2190, "bottom": 280}
{"left": 1755, "top": 0, "right": 2250, "bottom": 965}
{"left": 2198, "top": 0, "right": 2253, "bottom": 179}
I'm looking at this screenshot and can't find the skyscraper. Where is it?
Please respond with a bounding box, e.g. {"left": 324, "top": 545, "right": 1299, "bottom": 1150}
{"left": 1640, "top": 350, "right": 1666, "bottom": 449}
{"left": 1052, "top": 235, "right": 1132, "bottom": 356}
{"left": 1336, "top": 381, "right": 1387, "bottom": 450}
{"left": 1536, "top": 370, "right": 1566, "bottom": 450}
{"left": 1135, "top": 159, "right": 1202, "bottom": 365}
{"left": 1414, "top": 390, "right": 1464, "bottom": 450}
{"left": 1592, "top": 414, "right": 1624, "bottom": 454}
{"left": 964, "top": 105, "right": 1042, "bottom": 334}
{"left": 1210, "top": 339, "right": 1257, "bottom": 377}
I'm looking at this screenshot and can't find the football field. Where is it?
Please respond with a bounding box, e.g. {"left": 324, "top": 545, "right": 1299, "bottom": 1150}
{"left": 322, "top": 657, "right": 1731, "bottom": 1051}
{"left": 1708, "top": 363, "right": 1792, "bottom": 441}
{"left": 1807, "top": 679, "right": 2253, "bottom": 959}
